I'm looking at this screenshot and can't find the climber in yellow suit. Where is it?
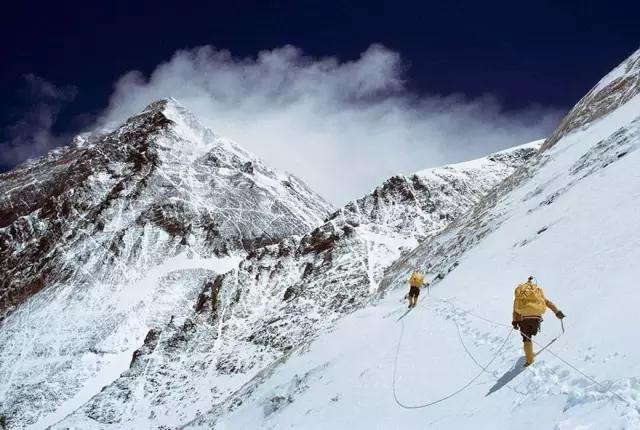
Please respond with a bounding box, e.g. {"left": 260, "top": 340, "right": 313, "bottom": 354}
{"left": 407, "top": 271, "right": 427, "bottom": 309}
{"left": 512, "top": 276, "right": 565, "bottom": 366}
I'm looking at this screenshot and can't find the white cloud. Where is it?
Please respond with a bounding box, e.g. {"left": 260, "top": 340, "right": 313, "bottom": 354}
{"left": 99, "top": 44, "right": 561, "bottom": 205}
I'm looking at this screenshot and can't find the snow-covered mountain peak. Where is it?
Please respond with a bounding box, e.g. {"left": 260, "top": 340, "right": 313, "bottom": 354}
{"left": 0, "top": 98, "right": 332, "bottom": 313}
{"left": 135, "top": 98, "right": 323, "bottom": 208}
{"left": 102, "top": 98, "right": 220, "bottom": 161}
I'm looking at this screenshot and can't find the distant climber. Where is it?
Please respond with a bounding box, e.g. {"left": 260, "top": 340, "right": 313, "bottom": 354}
{"left": 512, "top": 276, "right": 565, "bottom": 366}
{"left": 406, "top": 270, "right": 427, "bottom": 309}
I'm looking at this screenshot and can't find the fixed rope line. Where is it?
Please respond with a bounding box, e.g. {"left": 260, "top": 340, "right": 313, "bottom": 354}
{"left": 452, "top": 317, "right": 525, "bottom": 392}
{"left": 453, "top": 318, "right": 528, "bottom": 396}
{"left": 447, "top": 302, "right": 635, "bottom": 408}
{"left": 392, "top": 316, "right": 513, "bottom": 409}
{"left": 453, "top": 318, "right": 502, "bottom": 376}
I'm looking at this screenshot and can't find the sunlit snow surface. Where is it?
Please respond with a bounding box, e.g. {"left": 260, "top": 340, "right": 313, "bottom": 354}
{"left": 184, "top": 96, "right": 640, "bottom": 428}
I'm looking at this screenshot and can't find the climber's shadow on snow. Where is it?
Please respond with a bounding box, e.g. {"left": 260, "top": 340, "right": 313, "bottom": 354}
{"left": 486, "top": 357, "right": 527, "bottom": 396}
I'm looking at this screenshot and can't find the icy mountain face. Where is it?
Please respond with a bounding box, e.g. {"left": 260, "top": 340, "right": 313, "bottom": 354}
{"left": 541, "top": 47, "right": 640, "bottom": 151}
{"left": 53, "top": 143, "right": 538, "bottom": 428}
{"left": 0, "top": 100, "right": 332, "bottom": 429}
{"left": 194, "top": 50, "right": 640, "bottom": 429}
{"left": 0, "top": 100, "right": 331, "bottom": 320}
{"left": 329, "top": 143, "right": 540, "bottom": 244}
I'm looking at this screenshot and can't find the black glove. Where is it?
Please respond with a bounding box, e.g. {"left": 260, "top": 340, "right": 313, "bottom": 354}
{"left": 556, "top": 310, "right": 565, "bottom": 319}
{"left": 512, "top": 321, "right": 519, "bottom": 330}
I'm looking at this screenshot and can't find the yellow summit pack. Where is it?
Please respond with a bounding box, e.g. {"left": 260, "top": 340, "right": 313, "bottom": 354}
{"left": 409, "top": 271, "right": 424, "bottom": 287}
{"left": 513, "top": 281, "right": 546, "bottom": 316}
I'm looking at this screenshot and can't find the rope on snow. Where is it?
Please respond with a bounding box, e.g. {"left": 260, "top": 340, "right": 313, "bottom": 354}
{"left": 450, "top": 303, "right": 636, "bottom": 409}
{"left": 391, "top": 295, "right": 637, "bottom": 411}
{"left": 392, "top": 313, "right": 513, "bottom": 409}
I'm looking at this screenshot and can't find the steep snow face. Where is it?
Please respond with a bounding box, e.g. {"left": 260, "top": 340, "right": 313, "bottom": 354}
{"left": 0, "top": 100, "right": 332, "bottom": 429}
{"left": 52, "top": 143, "right": 538, "bottom": 429}
{"left": 187, "top": 62, "right": 640, "bottom": 428}
{"left": 541, "top": 47, "right": 640, "bottom": 151}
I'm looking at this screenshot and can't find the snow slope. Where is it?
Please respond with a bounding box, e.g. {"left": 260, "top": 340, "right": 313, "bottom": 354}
{"left": 0, "top": 99, "right": 332, "bottom": 429}
{"left": 51, "top": 142, "right": 538, "bottom": 428}
{"left": 185, "top": 49, "right": 640, "bottom": 429}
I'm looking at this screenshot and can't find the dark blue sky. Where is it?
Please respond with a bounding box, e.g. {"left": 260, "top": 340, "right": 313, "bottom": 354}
{"left": 1, "top": 0, "right": 639, "bottom": 170}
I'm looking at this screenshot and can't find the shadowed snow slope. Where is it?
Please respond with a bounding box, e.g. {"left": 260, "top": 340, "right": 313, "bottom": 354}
{"left": 181, "top": 49, "right": 640, "bottom": 429}
{"left": 0, "top": 99, "right": 332, "bottom": 429}
{"left": 49, "top": 143, "right": 538, "bottom": 428}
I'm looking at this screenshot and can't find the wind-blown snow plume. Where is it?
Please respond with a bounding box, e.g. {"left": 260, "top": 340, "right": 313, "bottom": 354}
{"left": 98, "top": 45, "right": 561, "bottom": 205}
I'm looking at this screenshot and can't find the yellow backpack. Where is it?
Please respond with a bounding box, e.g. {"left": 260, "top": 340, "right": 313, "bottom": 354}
{"left": 409, "top": 271, "right": 424, "bottom": 287}
{"left": 514, "top": 282, "right": 546, "bottom": 316}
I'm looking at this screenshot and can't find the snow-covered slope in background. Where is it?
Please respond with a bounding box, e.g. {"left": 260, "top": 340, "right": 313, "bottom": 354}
{"left": 184, "top": 49, "right": 640, "bottom": 429}
{"left": 52, "top": 143, "right": 538, "bottom": 428}
{"left": 0, "top": 99, "right": 332, "bottom": 429}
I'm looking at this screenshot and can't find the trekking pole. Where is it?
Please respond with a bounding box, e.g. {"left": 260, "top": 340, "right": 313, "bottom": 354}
{"left": 533, "top": 318, "right": 565, "bottom": 356}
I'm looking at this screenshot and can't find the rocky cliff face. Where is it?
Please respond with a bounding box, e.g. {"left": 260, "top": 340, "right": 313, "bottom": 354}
{"left": 52, "top": 142, "right": 539, "bottom": 429}
{"left": 0, "top": 99, "right": 332, "bottom": 320}
{"left": 0, "top": 99, "right": 332, "bottom": 429}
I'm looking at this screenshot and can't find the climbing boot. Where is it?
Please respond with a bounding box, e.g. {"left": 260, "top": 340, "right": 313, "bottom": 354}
{"left": 523, "top": 341, "right": 534, "bottom": 366}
